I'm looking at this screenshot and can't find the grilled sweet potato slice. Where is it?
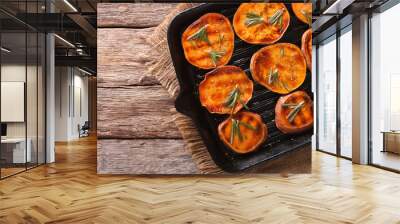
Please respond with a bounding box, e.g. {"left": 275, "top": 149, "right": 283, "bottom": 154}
{"left": 218, "top": 111, "right": 268, "bottom": 154}
{"left": 181, "top": 13, "right": 234, "bottom": 69}
{"left": 275, "top": 91, "right": 313, "bottom": 134}
{"left": 292, "top": 3, "right": 312, "bottom": 25}
{"left": 302, "top": 28, "right": 312, "bottom": 71}
{"left": 233, "top": 3, "right": 290, "bottom": 44}
{"left": 250, "top": 43, "right": 307, "bottom": 94}
{"left": 199, "top": 65, "right": 253, "bottom": 114}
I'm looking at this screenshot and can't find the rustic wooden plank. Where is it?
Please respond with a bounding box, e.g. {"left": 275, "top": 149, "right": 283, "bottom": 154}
{"left": 97, "top": 86, "right": 181, "bottom": 139}
{"left": 97, "top": 28, "right": 159, "bottom": 88}
{"left": 97, "top": 3, "right": 177, "bottom": 28}
{"left": 97, "top": 139, "right": 198, "bottom": 174}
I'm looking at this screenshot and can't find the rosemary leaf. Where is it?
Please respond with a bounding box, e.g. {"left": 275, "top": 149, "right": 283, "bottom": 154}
{"left": 230, "top": 118, "right": 236, "bottom": 144}
{"left": 300, "top": 9, "right": 312, "bottom": 25}
{"left": 277, "top": 13, "right": 283, "bottom": 30}
{"left": 218, "top": 33, "right": 224, "bottom": 49}
{"left": 187, "top": 25, "right": 210, "bottom": 44}
{"left": 245, "top": 12, "right": 265, "bottom": 27}
{"left": 236, "top": 120, "right": 244, "bottom": 142}
{"left": 280, "top": 80, "right": 291, "bottom": 92}
{"left": 286, "top": 101, "right": 305, "bottom": 123}
{"left": 242, "top": 101, "right": 250, "bottom": 110}
{"left": 230, "top": 119, "right": 257, "bottom": 144}
{"left": 282, "top": 103, "right": 298, "bottom": 108}
{"left": 224, "top": 85, "right": 240, "bottom": 108}
{"left": 268, "top": 8, "right": 284, "bottom": 26}
{"left": 239, "top": 121, "right": 257, "bottom": 131}
{"left": 268, "top": 68, "right": 279, "bottom": 85}
{"left": 209, "top": 50, "right": 225, "bottom": 67}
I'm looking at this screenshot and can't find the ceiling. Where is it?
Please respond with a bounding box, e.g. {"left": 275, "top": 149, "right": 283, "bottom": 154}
{"left": 1, "top": 0, "right": 394, "bottom": 74}
{"left": 0, "top": 0, "right": 100, "bottom": 74}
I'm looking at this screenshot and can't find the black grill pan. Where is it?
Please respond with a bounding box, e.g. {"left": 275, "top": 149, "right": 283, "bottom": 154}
{"left": 167, "top": 3, "right": 313, "bottom": 172}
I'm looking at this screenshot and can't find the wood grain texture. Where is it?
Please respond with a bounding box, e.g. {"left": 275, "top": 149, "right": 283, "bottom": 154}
{"left": 98, "top": 3, "right": 177, "bottom": 28}
{"left": 97, "top": 86, "right": 181, "bottom": 139}
{"left": 1, "top": 137, "right": 400, "bottom": 223}
{"left": 97, "top": 28, "right": 159, "bottom": 88}
{"left": 96, "top": 3, "right": 200, "bottom": 174}
{"left": 98, "top": 139, "right": 198, "bottom": 174}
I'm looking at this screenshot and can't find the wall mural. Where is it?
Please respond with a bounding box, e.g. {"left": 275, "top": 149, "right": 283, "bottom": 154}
{"left": 97, "top": 2, "right": 313, "bottom": 174}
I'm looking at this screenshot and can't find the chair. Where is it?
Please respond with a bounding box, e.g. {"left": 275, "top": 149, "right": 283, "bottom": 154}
{"left": 79, "top": 121, "right": 90, "bottom": 138}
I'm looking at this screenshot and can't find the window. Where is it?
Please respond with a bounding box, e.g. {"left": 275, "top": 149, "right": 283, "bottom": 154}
{"left": 339, "top": 27, "right": 352, "bottom": 158}
{"left": 0, "top": 1, "right": 46, "bottom": 179}
{"left": 317, "top": 35, "right": 337, "bottom": 154}
{"left": 370, "top": 3, "right": 400, "bottom": 171}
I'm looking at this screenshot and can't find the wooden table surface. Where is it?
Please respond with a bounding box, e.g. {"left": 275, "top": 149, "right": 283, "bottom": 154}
{"left": 97, "top": 3, "right": 198, "bottom": 174}
{"left": 97, "top": 3, "right": 310, "bottom": 174}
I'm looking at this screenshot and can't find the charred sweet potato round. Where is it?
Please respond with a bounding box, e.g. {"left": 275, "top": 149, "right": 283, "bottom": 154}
{"left": 218, "top": 111, "right": 268, "bottom": 154}
{"left": 199, "top": 65, "right": 253, "bottom": 114}
{"left": 233, "top": 3, "right": 290, "bottom": 45}
{"left": 292, "top": 3, "right": 312, "bottom": 25}
{"left": 275, "top": 90, "right": 313, "bottom": 134}
{"left": 250, "top": 43, "right": 307, "bottom": 94}
{"left": 302, "top": 28, "right": 312, "bottom": 71}
{"left": 181, "top": 13, "right": 235, "bottom": 69}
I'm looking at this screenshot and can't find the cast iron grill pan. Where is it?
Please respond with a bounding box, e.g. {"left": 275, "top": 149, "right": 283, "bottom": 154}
{"left": 168, "top": 3, "right": 313, "bottom": 172}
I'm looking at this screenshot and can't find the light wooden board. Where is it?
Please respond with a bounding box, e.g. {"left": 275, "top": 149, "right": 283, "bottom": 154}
{"left": 97, "top": 3, "right": 199, "bottom": 174}
{"left": 98, "top": 3, "right": 177, "bottom": 28}
{"left": 98, "top": 139, "right": 198, "bottom": 174}
{"left": 97, "top": 86, "right": 181, "bottom": 139}
{"left": 97, "top": 28, "right": 159, "bottom": 88}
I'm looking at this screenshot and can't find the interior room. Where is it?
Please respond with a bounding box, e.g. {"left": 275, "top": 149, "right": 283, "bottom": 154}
{"left": 0, "top": 0, "right": 400, "bottom": 223}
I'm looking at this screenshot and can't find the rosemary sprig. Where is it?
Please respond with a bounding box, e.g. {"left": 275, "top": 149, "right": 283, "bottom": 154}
{"left": 245, "top": 12, "right": 265, "bottom": 27}
{"left": 230, "top": 119, "right": 237, "bottom": 144}
{"left": 209, "top": 49, "right": 225, "bottom": 67}
{"left": 224, "top": 85, "right": 251, "bottom": 111}
{"left": 268, "top": 8, "right": 285, "bottom": 30}
{"left": 267, "top": 67, "right": 291, "bottom": 92}
{"left": 286, "top": 101, "right": 305, "bottom": 123}
{"left": 300, "top": 9, "right": 312, "bottom": 25}
{"left": 239, "top": 121, "right": 257, "bottom": 131}
{"left": 187, "top": 25, "right": 210, "bottom": 44}
{"left": 225, "top": 85, "right": 240, "bottom": 108}
{"left": 268, "top": 68, "right": 279, "bottom": 85}
{"left": 229, "top": 119, "right": 257, "bottom": 144}
{"left": 282, "top": 103, "right": 299, "bottom": 108}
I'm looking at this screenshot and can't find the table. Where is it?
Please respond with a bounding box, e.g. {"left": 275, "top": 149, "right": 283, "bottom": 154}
{"left": 1, "top": 138, "right": 31, "bottom": 164}
{"left": 382, "top": 131, "right": 400, "bottom": 154}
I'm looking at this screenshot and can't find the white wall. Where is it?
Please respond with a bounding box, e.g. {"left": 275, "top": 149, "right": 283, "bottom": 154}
{"left": 54, "top": 67, "right": 89, "bottom": 141}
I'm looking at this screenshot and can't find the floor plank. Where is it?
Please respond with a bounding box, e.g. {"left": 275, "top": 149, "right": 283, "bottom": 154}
{"left": 0, "top": 136, "right": 400, "bottom": 223}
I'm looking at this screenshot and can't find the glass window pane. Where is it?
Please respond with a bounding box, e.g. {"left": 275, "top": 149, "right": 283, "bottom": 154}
{"left": 371, "top": 3, "right": 400, "bottom": 171}
{"left": 38, "top": 32, "right": 45, "bottom": 165}
{"left": 1, "top": 27, "right": 27, "bottom": 177}
{"left": 317, "top": 36, "right": 337, "bottom": 154}
{"left": 27, "top": 30, "right": 38, "bottom": 169}
{"left": 340, "top": 28, "right": 352, "bottom": 158}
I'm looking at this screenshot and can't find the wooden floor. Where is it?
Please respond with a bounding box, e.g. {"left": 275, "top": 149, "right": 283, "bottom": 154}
{"left": 0, "top": 136, "right": 399, "bottom": 223}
